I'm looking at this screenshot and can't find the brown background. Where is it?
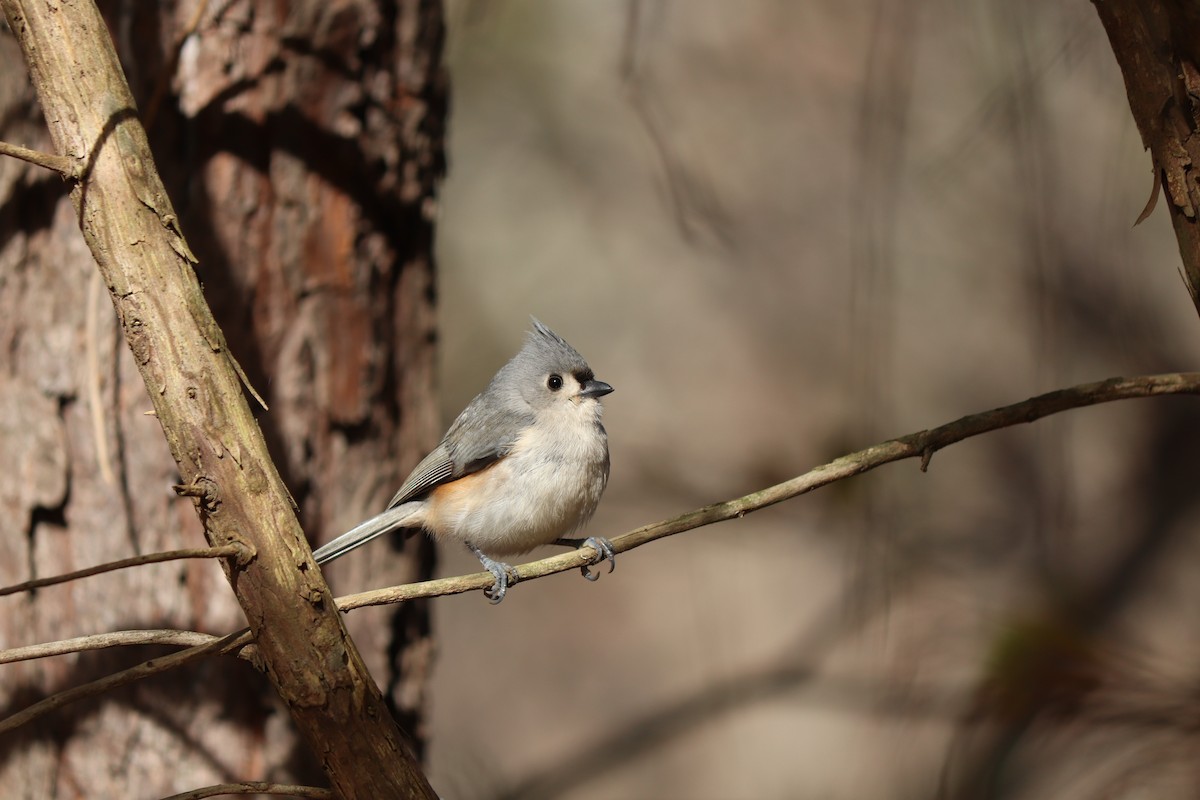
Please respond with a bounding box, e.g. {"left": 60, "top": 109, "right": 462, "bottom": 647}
{"left": 3, "top": 1, "right": 1200, "bottom": 798}
{"left": 422, "top": 2, "right": 1200, "bottom": 798}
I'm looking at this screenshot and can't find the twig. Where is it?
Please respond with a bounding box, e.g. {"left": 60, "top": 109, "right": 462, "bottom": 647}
{"left": 0, "top": 629, "right": 237, "bottom": 665}
{"left": 160, "top": 782, "right": 332, "bottom": 800}
{"left": 0, "top": 139, "right": 77, "bottom": 177}
{"left": 5, "top": 372, "right": 1199, "bottom": 738}
{"left": 336, "top": 372, "right": 1200, "bottom": 611}
{"left": 2, "top": 0, "right": 427, "bottom": 792}
{"left": 0, "top": 627, "right": 252, "bottom": 737}
{"left": 85, "top": 270, "right": 115, "bottom": 485}
{"left": 0, "top": 544, "right": 251, "bottom": 596}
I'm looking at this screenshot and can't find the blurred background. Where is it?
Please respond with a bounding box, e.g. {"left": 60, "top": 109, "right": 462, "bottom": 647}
{"left": 401, "top": 1, "right": 1200, "bottom": 797}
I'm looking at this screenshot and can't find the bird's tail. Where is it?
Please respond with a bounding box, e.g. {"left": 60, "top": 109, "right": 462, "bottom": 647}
{"left": 312, "top": 503, "right": 421, "bottom": 565}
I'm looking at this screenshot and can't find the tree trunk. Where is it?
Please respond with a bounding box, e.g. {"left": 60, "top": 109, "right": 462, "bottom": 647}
{"left": 0, "top": 1, "right": 443, "bottom": 795}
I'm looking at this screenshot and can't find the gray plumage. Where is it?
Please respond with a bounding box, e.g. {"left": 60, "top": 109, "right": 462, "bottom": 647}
{"left": 311, "top": 318, "right": 613, "bottom": 602}
{"left": 386, "top": 318, "right": 594, "bottom": 508}
{"left": 311, "top": 504, "right": 420, "bottom": 564}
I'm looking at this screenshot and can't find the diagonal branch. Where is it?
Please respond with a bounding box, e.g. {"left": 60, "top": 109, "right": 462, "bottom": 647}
{"left": 4, "top": 372, "right": 1198, "bottom": 739}
{"left": 1093, "top": 0, "right": 1200, "bottom": 317}
{"left": 0, "top": 545, "right": 251, "bottom": 597}
{"left": 0, "top": 0, "right": 434, "bottom": 796}
{"left": 159, "top": 782, "right": 332, "bottom": 800}
{"left": 0, "top": 628, "right": 251, "bottom": 738}
{"left": 337, "top": 371, "right": 1200, "bottom": 611}
{"left": 0, "top": 629, "right": 238, "bottom": 665}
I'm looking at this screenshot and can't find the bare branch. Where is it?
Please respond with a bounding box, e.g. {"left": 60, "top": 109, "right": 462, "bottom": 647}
{"left": 0, "top": 0, "right": 430, "bottom": 793}
{"left": 160, "top": 782, "right": 333, "bottom": 800}
{"left": 85, "top": 271, "right": 116, "bottom": 485}
{"left": 0, "top": 139, "right": 77, "bottom": 177}
{"left": 336, "top": 371, "right": 1200, "bottom": 611}
{"left": 0, "top": 544, "right": 251, "bottom": 597}
{"left": 1094, "top": 0, "right": 1200, "bottom": 316}
{"left": 0, "top": 628, "right": 252, "bottom": 737}
{"left": 0, "top": 629, "right": 240, "bottom": 665}
{"left": 5, "top": 372, "right": 1197, "bottom": 739}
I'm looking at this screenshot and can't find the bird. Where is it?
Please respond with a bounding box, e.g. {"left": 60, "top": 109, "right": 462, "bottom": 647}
{"left": 311, "top": 318, "right": 614, "bottom": 603}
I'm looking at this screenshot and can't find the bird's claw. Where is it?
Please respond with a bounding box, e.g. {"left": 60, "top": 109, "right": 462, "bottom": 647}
{"left": 579, "top": 536, "right": 616, "bottom": 581}
{"left": 481, "top": 561, "right": 520, "bottom": 604}
{"left": 482, "top": 562, "right": 506, "bottom": 604}
{"left": 468, "top": 544, "right": 518, "bottom": 604}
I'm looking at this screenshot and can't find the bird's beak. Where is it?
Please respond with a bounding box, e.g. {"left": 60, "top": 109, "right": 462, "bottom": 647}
{"left": 580, "top": 379, "right": 614, "bottom": 399}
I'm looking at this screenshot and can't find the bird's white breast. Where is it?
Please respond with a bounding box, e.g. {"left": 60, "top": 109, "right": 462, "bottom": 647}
{"left": 428, "top": 402, "right": 609, "bottom": 557}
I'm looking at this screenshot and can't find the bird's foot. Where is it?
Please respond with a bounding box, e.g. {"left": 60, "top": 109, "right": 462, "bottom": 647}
{"left": 468, "top": 544, "right": 518, "bottom": 604}
{"left": 555, "top": 536, "right": 616, "bottom": 581}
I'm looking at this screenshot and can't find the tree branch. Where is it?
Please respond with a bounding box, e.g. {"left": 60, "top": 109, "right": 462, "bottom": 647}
{"left": 337, "top": 371, "right": 1200, "bottom": 611}
{"left": 0, "top": 2, "right": 433, "bottom": 795}
{"left": 1093, "top": 0, "right": 1200, "bottom": 316}
{"left": 0, "top": 629, "right": 238, "bottom": 665}
{"left": 160, "top": 782, "right": 332, "bottom": 800}
{"left": 0, "top": 138, "right": 77, "bottom": 177}
{"left": 0, "top": 545, "right": 251, "bottom": 597}
{"left": 0, "top": 628, "right": 251, "bottom": 738}
{"left": 4, "top": 372, "right": 1197, "bottom": 740}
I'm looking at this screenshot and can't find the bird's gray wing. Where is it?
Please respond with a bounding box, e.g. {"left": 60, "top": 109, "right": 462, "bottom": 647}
{"left": 386, "top": 396, "right": 534, "bottom": 508}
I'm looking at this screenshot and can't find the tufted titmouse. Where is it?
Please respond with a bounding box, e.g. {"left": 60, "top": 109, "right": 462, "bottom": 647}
{"left": 311, "top": 319, "right": 614, "bottom": 603}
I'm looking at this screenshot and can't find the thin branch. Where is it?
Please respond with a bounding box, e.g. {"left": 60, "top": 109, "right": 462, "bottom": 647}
{"left": 5, "top": 372, "right": 1199, "bottom": 739}
{"left": 160, "top": 782, "right": 332, "bottom": 800}
{"left": 3, "top": 0, "right": 431, "bottom": 792}
{"left": 0, "top": 628, "right": 252, "bottom": 737}
{"left": 0, "top": 544, "right": 252, "bottom": 596}
{"left": 85, "top": 270, "right": 116, "bottom": 485}
{"left": 337, "top": 372, "right": 1200, "bottom": 611}
{"left": 0, "top": 139, "right": 77, "bottom": 177}
{"left": 0, "top": 629, "right": 239, "bottom": 665}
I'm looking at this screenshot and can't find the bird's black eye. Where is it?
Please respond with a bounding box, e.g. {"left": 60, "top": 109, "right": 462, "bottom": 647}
{"left": 547, "top": 374, "right": 563, "bottom": 391}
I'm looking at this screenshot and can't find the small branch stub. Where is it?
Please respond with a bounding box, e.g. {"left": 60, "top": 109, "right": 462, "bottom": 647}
{"left": 0, "top": 139, "right": 78, "bottom": 178}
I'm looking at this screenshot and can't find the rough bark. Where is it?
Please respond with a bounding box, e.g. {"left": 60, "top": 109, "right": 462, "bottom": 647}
{"left": 1093, "top": 0, "right": 1200, "bottom": 316}
{"left": 118, "top": 0, "right": 446, "bottom": 748}
{"left": 0, "top": 0, "right": 442, "bottom": 797}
